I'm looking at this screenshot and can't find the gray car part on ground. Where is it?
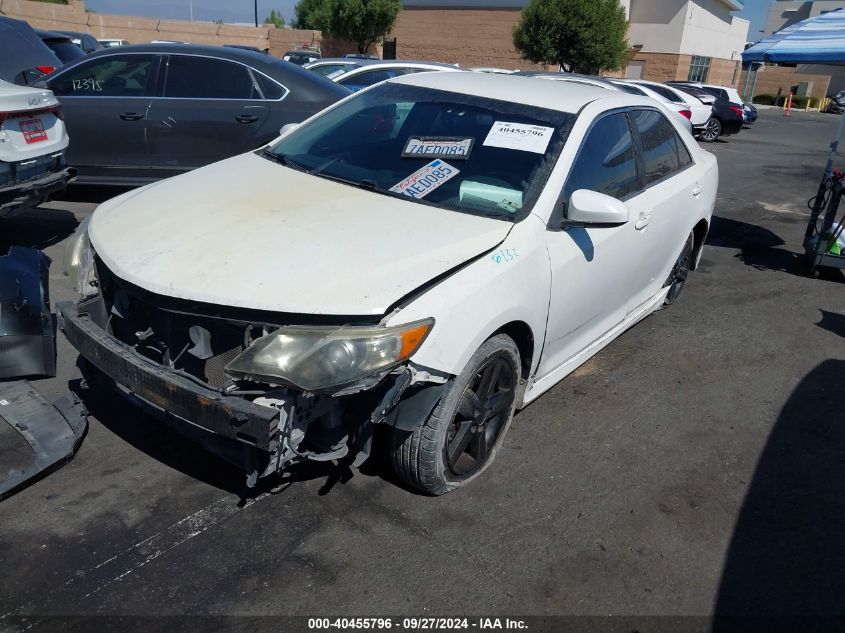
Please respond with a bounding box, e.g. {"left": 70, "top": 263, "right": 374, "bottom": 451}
{"left": 0, "top": 380, "right": 87, "bottom": 500}
{"left": 0, "top": 246, "right": 56, "bottom": 378}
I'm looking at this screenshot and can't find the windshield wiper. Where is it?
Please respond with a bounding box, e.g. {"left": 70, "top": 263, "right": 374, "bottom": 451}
{"left": 262, "top": 149, "right": 309, "bottom": 173}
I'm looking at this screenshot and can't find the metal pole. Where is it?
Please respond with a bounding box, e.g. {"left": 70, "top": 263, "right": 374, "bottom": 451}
{"left": 254, "top": 0, "right": 259, "bottom": 27}
{"left": 189, "top": 0, "right": 193, "bottom": 22}
{"left": 741, "top": 64, "right": 751, "bottom": 99}
{"left": 749, "top": 64, "right": 760, "bottom": 101}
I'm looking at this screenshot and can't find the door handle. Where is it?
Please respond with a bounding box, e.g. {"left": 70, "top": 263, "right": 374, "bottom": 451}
{"left": 692, "top": 184, "right": 704, "bottom": 197}
{"left": 119, "top": 112, "right": 144, "bottom": 121}
{"left": 235, "top": 114, "right": 259, "bottom": 124}
{"left": 635, "top": 214, "right": 651, "bottom": 231}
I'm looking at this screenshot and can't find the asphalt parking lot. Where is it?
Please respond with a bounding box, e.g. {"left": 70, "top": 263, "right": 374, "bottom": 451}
{"left": 2, "top": 108, "right": 844, "bottom": 628}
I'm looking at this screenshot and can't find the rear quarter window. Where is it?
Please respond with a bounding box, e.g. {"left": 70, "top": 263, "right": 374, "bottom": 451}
{"left": 630, "top": 109, "right": 693, "bottom": 185}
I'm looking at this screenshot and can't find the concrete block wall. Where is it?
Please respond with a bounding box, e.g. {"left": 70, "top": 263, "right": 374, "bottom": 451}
{"left": 389, "top": 8, "right": 544, "bottom": 70}
{"left": 0, "top": 0, "right": 322, "bottom": 54}
{"left": 738, "top": 65, "right": 831, "bottom": 100}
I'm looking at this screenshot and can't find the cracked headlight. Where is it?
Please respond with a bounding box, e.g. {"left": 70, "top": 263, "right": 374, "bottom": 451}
{"left": 63, "top": 216, "right": 97, "bottom": 298}
{"left": 224, "top": 319, "right": 433, "bottom": 391}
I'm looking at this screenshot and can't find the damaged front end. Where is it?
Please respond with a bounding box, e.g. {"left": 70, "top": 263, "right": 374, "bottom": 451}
{"left": 57, "top": 254, "right": 449, "bottom": 487}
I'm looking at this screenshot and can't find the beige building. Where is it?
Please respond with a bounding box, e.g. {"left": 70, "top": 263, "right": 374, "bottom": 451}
{"left": 624, "top": 0, "right": 749, "bottom": 85}
{"left": 764, "top": 0, "right": 845, "bottom": 36}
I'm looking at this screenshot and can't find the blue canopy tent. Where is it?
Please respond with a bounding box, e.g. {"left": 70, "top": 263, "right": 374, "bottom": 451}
{"left": 742, "top": 9, "right": 845, "bottom": 274}
{"left": 743, "top": 8, "right": 845, "bottom": 64}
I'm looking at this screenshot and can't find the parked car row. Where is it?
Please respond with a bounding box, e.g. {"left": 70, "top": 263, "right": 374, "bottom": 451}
{"left": 300, "top": 59, "right": 754, "bottom": 144}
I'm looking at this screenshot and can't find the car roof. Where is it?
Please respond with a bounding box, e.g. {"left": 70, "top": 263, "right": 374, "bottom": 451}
{"left": 306, "top": 58, "right": 374, "bottom": 65}
{"left": 56, "top": 30, "right": 88, "bottom": 38}
{"left": 35, "top": 29, "right": 75, "bottom": 41}
{"left": 392, "top": 71, "right": 623, "bottom": 113}
{"left": 341, "top": 60, "right": 458, "bottom": 71}
{"left": 52, "top": 43, "right": 352, "bottom": 101}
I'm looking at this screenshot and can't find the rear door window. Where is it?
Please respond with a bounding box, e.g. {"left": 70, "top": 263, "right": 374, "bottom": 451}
{"left": 563, "top": 112, "right": 639, "bottom": 203}
{"left": 49, "top": 54, "right": 156, "bottom": 96}
{"left": 630, "top": 109, "right": 693, "bottom": 185}
{"left": 164, "top": 55, "right": 259, "bottom": 99}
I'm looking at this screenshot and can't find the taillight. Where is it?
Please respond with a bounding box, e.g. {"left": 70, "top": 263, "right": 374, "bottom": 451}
{"left": 35, "top": 65, "right": 56, "bottom": 75}
{"left": 729, "top": 105, "right": 743, "bottom": 117}
{"left": 0, "top": 104, "right": 63, "bottom": 124}
{"left": 679, "top": 109, "right": 692, "bottom": 119}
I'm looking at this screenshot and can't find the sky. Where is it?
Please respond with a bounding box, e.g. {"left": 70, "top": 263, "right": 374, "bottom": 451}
{"left": 86, "top": 0, "right": 300, "bottom": 25}
{"left": 86, "top": 0, "right": 773, "bottom": 38}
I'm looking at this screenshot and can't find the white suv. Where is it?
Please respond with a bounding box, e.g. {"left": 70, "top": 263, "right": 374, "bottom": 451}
{"left": 0, "top": 79, "right": 73, "bottom": 219}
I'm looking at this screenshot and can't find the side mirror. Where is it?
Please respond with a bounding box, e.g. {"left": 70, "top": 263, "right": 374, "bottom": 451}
{"left": 564, "top": 189, "right": 629, "bottom": 227}
{"left": 279, "top": 122, "right": 300, "bottom": 137}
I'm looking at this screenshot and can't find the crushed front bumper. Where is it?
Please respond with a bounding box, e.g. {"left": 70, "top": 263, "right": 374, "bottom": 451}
{"left": 0, "top": 166, "right": 75, "bottom": 219}
{"left": 56, "top": 301, "right": 280, "bottom": 453}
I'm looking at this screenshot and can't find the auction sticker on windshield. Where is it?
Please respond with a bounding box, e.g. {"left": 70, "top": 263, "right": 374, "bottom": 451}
{"left": 390, "top": 159, "right": 460, "bottom": 199}
{"left": 483, "top": 121, "right": 554, "bottom": 154}
{"left": 402, "top": 137, "right": 474, "bottom": 160}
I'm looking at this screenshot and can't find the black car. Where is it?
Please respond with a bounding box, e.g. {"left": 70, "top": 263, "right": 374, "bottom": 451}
{"left": 55, "top": 30, "right": 103, "bottom": 54}
{"left": 0, "top": 16, "right": 62, "bottom": 85}
{"left": 43, "top": 44, "right": 350, "bottom": 185}
{"left": 282, "top": 50, "right": 321, "bottom": 65}
{"left": 670, "top": 84, "right": 743, "bottom": 142}
{"left": 36, "top": 30, "right": 87, "bottom": 65}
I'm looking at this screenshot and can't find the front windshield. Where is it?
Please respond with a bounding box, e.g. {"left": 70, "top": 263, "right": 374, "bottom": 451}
{"left": 266, "top": 83, "right": 575, "bottom": 220}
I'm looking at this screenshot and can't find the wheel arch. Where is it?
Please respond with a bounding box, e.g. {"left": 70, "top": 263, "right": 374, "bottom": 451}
{"left": 691, "top": 218, "right": 709, "bottom": 270}
{"left": 492, "top": 320, "right": 534, "bottom": 380}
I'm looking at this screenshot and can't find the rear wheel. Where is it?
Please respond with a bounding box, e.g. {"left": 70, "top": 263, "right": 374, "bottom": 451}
{"left": 663, "top": 233, "right": 694, "bottom": 307}
{"left": 699, "top": 117, "right": 721, "bottom": 142}
{"left": 389, "top": 334, "right": 520, "bottom": 495}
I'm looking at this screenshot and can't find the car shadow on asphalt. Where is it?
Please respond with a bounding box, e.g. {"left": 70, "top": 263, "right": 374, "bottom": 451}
{"left": 706, "top": 215, "right": 845, "bottom": 282}
{"left": 817, "top": 309, "right": 845, "bottom": 338}
{"left": 712, "top": 358, "right": 845, "bottom": 626}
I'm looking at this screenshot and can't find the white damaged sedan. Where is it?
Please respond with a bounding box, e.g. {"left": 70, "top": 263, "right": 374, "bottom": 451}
{"left": 60, "top": 72, "right": 717, "bottom": 495}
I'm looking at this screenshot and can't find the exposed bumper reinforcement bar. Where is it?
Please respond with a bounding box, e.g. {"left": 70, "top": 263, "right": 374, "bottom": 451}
{"left": 56, "top": 301, "right": 279, "bottom": 452}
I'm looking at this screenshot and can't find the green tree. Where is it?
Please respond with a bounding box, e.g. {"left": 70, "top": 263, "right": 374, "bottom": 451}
{"left": 325, "top": 0, "right": 401, "bottom": 54}
{"left": 513, "top": 0, "right": 629, "bottom": 75}
{"left": 264, "top": 9, "right": 286, "bottom": 28}
{"left": 293, "top": 0, "right": 329, "bottom": 30}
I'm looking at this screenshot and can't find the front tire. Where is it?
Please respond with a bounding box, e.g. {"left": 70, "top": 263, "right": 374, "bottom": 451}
{"left": 700, "top": 117, "right": 722, "bottom": 142}
{"left": 389, "top": 334, "right": 520, "bottom": 495}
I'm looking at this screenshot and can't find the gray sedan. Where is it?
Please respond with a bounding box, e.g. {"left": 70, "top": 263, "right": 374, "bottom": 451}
{"left": 44, "top": 44, "right": 350, "bottom": 185}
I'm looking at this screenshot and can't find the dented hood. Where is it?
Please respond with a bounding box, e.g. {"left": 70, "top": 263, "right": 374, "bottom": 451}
{"left": 89, "top": 152, "right": 511, "bottom": 316}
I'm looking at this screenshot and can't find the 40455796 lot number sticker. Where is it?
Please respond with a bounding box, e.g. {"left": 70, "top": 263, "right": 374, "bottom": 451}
{"left": 390, "top": 159, "right": 459, "bottom": 200}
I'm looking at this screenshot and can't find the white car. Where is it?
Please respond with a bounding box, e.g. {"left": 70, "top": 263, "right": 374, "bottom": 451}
{"left": 528, "top": 73, "right": 693, "bottom": 131}
{"left": 303, "top": 57, "right": 371, "bottom": 79}
{"left": 97, "top": 38, "right": 130, "bottom": 48}
{"left": 0, "top": 79, "right": 73, "bottom": 219}
{"left": 330, "top": 61, "right": 462, "bottom": 92}
{"left": 625, "top": 79, "right": 713, "bottom": 133}
{"left": 607, "top": 80, "right": 695, "bottom": 127}
{"left": 59, "top": 73, "right": 717, "bottom": 495}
